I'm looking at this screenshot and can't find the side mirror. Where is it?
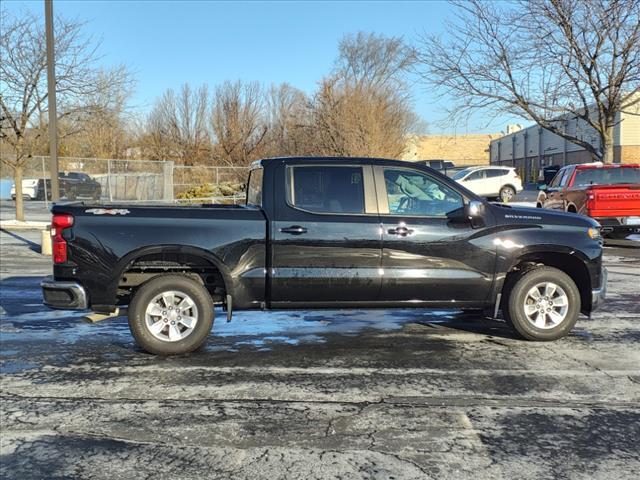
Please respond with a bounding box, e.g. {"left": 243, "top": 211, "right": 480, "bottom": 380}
{"left": 538, "top": 184, "right": 547, "bottom": 191}
{"left": 464, "top": 200, "right": 485, "bottom": 228}
{"left": 467, "top": 200, "right": 484, "bottom": 218}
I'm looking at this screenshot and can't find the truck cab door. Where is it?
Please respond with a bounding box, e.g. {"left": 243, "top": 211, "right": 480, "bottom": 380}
{"left": 544, "top": 168, "right": 565, "bottom": 210}
{"left": 552, "top": 167, "right": 576, "bottom": 210}
{"left": 269, "top": 162, "right": 382, "bottom": 306}
{"left": 374, "top": 166, "right": 496, "bottom": 305}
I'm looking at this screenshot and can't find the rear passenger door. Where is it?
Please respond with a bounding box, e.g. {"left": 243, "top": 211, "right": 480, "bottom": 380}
{"left": 485, "top": 168, "right": 506, "bottom": 196}
{"left": 269, "top": 162, "right": 383, "bottom": 306}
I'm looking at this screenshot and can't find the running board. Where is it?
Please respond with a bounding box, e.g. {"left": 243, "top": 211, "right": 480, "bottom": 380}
{"left": 84, "top": 308, "right": 121, "bottom": 323}
{"left": 493, "top": 293, "right": 502, "bottom": 319}
{"left": 226, "top": 295, "right": 233, "bottom": 322}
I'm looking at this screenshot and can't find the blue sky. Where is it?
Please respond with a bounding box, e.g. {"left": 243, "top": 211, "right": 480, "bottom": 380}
{"left": 3, "top": 0, "right": 518, "bottom": 133}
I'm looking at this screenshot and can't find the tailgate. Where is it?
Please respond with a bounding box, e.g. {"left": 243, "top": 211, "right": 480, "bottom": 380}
{"left": 589, "top": 184, "right": 640, "bottom": 217}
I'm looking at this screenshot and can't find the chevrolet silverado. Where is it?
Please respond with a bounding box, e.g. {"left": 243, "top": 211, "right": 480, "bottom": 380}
{"left": 42, "top": 157, "right": 607, "bottom": 355}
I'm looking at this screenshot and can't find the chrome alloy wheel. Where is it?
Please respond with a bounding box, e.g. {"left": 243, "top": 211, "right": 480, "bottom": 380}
{"left": 523, "top": 282, "right": 569, "bottom": 329}
{"left": 144, "top": 290, "right": 199, "bottom": 342}
{"left": 500, "top": 186, "right": 515, "bottom": 202}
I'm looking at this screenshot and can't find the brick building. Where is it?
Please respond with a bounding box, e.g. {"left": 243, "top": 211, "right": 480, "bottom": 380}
{"left": 489, "top": 101, "right": 640, "bottom": 182}
{"left": 403, "top": 133, "right": 500, "bottom": 166}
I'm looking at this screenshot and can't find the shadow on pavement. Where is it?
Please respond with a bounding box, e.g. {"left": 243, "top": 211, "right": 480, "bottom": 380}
{"left": 0, "top": 228, "right": 41, "bottom": 253}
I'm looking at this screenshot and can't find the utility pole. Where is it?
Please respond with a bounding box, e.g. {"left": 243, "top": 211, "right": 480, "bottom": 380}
{"left": 45, "top": 0, "right": 60, "bottom": 201}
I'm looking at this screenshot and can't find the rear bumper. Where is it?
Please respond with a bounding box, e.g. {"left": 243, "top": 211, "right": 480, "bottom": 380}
{"left": 41, "top": 276, "right": 88, "bottom": 310}
{"left": 591, "top": 267, "right": 607, "bottom": 312}
{"left": 595, "top": 217, "right": 640, "bottom": 235}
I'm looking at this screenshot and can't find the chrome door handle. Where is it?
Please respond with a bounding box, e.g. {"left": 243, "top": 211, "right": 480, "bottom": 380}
{"left": 388, "top": 226, "right": 414, "bottom": 236}
{"left": 280, "top": 225, "right": 307, "bottom": 235}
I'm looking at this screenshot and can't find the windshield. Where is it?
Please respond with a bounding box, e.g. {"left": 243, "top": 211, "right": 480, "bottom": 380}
{"left": 573, "top": 167, "right": 640, "bottom": 186}
{"left": 452, "top": 168, "right": 472, "bottom": 180}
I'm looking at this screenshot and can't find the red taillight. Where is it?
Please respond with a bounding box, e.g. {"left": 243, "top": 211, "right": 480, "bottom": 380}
{"left": 586, "top": 192, "right": 596, "bottom": 214}
{"left": 51, "top": 214, "right": 74, "bottom": 264}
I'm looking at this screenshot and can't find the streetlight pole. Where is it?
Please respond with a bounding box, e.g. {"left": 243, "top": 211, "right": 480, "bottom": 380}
{"left": 45, "top": 0, "right": 60, "bottom": 201}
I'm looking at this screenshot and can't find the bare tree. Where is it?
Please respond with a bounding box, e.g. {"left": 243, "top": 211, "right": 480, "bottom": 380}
{"left": 143, "top": 83, "right": 210, "bottom": 165}
{"left": 336, "top": 32, "right": 417, "bottom": 91}
{"left": 58, "top": 68, "right": 135, "bottom": 158}
{"left": 210, "top": 81, "right": 268, "bottom": 166}
{"left": 0, "top": 10, "right": 131, "bottom": 220}
{"left": 311, "top": 32, "right": 418, "bottom": 158}
{"left": 264, "top": 83, "right": 312, "bottom": 157}
{"left": 417, "top": 0, "right": 640, "bottom": 163}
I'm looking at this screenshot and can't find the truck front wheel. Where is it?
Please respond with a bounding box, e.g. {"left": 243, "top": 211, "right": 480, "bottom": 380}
{"left": 128, "top": 274, "right": 214, "bottom": 355}
{"left": 503, "top": 266, "right": 580, "bottom": 341}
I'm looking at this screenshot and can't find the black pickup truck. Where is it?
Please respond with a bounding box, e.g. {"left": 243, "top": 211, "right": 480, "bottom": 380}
{"left": 42, "top": 157, "right": 607, "bottom": 355}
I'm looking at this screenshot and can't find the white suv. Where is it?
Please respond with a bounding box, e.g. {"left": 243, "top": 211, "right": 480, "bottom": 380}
{"left": 453, "top": 166, "right": 523, "bottom": 202}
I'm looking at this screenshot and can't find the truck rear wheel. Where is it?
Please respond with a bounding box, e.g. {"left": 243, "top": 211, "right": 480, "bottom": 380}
{"left": 128, "top": 274, "right": 214, "bottom": 355}
{"left": 503, "top": 266, "right": 580, "bottom": 341}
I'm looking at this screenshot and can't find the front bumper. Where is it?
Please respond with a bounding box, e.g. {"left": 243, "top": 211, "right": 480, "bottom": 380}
{"left": 41, "top": 276, "right": 88, "bottom": 310}
{"left": 591, "top": 267, "right": 608, "bottom": 312}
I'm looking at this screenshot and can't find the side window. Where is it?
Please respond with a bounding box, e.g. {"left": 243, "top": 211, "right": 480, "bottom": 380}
{"left": 549, "top": 169, "right": 565, "bottom": 187}
{"left": 466, "top": 170, "right": 486, "bottom": 181}
{"left": 246, "top": 168, "right": 263, "bottom": 206}
{"left": 485, "top": 169, "right": 504, "bottom": 178}
{"left": 288, "top": 165, "right": 364, "bottom": 214}
{"left": 559, "top": 167, "right": 573, "bottom": 187}
{"left": 383, "top": 168, "right": 463, "bottom": 216}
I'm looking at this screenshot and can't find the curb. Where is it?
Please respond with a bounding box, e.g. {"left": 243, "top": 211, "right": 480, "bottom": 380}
{"left": 0, "top": 221, "right": 49, "bottom": 231}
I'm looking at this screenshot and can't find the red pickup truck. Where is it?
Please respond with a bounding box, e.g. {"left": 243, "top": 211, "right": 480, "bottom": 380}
{"left": 537, "top": 163, "right": 640, "bottom": 239}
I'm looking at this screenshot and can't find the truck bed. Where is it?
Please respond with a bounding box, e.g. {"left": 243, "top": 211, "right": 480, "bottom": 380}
{"left": 50, "top": 202, "right": 267, "bottom": 311}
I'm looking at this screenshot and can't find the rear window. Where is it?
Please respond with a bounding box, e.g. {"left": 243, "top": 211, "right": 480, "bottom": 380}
{"left": 573, "top": 167, "right": 640, "bottom": 186}
{"left": 246, "top": 168, "right": 263, "bottom": 206}
{"left": 287, "top": 165, "right": 364, "bottom": 214}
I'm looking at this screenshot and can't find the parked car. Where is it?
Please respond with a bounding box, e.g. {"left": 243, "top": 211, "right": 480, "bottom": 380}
{"left": 10, "top": 178, "right": 42, "bottom": 200}
{"left": 419, "top": 159, "right": 455, "bottom": 171}
{"left": 10, "top": 172, "right": 101, "bottom": 201}
{"left": 58, "top": 172, "right": 102, "bottom": 200}
{"left": 42, "top": 157, "right": 606, "bottom": 355}
{"left": 537, "top": 163, "right": 640, "bottom": 239}
{"left": 452, "top": 166, "right": 523, "bottom": 202}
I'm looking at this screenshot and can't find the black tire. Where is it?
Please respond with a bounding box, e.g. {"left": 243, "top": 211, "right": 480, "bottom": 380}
{"left": 128, "top": 274, "right": 214, "bottom": 355}
{"left": 499, "top": 185, "right": 516, "bottom": 203}
{"left": 503, "top": 266, "right": 580, "bottom": 341}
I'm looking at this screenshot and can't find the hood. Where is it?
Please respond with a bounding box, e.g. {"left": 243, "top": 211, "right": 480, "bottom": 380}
{"left": 490, "top": 203, "right": 599, "bottom": 228}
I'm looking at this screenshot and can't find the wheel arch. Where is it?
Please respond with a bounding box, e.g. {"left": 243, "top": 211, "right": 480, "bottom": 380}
{"left": 502, "top": 250, "right": 592, "bottom": 314}
{"left": 112, "top": 244, "right": 232, "bottom": 301}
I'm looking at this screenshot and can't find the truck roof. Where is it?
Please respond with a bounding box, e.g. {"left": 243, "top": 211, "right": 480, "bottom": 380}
{"left": 253, "top": 156, "right": 421, "bottom": 169}
{"left": 575, "top": 163, "right": 640, "bottom": 170}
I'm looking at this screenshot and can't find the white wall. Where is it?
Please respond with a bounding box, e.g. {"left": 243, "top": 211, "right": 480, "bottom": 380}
{"left": 620, "top": 103, "right": 640, "bottom": 146}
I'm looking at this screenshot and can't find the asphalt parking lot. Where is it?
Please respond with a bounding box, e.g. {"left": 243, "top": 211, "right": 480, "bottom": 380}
{"left": 1, "top": 216, "right": 640, "bottom": 479}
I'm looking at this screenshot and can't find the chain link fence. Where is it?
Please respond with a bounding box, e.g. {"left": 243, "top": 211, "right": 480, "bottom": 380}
{"left": 1, "top": 155, "right": 248, "bottom": 205}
